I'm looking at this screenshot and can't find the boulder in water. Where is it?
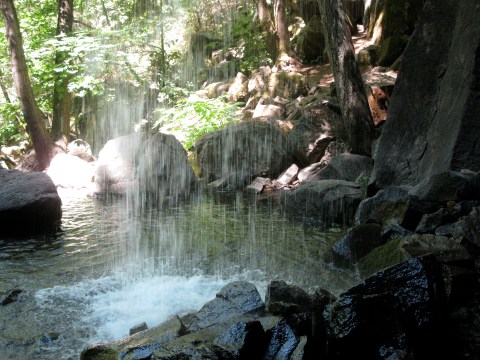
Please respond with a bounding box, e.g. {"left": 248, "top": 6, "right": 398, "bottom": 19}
{"left": 194, "top": 121, "right": 290, "bottom": 186}
{"left": 0, "top": 169, "right": 62, "bottom": 237}
{"left": 281, "top": 180, "right": 363, "bottom": 226}
{"left": 357, "top": 234, "right": 471, "bottom": 278}
{"left": 95, "top": 133, "right": 197, "bottom": 202}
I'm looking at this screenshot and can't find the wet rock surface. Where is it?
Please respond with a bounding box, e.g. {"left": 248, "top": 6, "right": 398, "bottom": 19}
{"left": 188, "top": 281, "right": 265, "bottom": 332}
{"left": 0, "top": 169, "right": 62, "bottom": 238}
{"left": 265, "top": 280, "right": 312, "bottom": 315}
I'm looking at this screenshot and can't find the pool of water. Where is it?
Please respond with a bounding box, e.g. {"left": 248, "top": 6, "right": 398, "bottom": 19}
{"left": 0, "top": 189, "right": 359, "bottom": 359}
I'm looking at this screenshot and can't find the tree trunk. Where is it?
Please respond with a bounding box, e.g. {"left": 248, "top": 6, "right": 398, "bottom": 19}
{"left": 52, "top": 0, "right": 74, "bottom": 141}
{"left": 0, "top": 0, "right": 52, "bottom": 169}
{"left": 256, "top": 0, "right": 278, "bottom": 60}
{"left": 319, "top": 0, "right": 374, "bottom": 156}
{"left": 274, "top": 0, "right": 293, "bottom": 59}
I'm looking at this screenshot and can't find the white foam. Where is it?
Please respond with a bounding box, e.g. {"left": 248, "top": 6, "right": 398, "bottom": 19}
{"left": 35, "top": 272, "right": 267, "bottom": 346}
{"left": 86, "top": 274, "right": 231, "bottom": 340}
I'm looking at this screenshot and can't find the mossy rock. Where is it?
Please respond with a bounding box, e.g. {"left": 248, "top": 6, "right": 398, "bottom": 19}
{"left": 382, "top": 0, "right": 425, "bottom": 40}
{"left": 378, "top": 36, "right": 409, "bottom": 67}
{"left": 357, "top": 239, "right": 410, "bottom": 278}
{"left": 358, "top": 234, "right": 471, "bottom": 278}
{"left": 265, "top": 72, "right": 308, "bottom": 100}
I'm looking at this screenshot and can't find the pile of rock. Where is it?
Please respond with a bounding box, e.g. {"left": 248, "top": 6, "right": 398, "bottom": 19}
{"left": 81, "top": 268, "right": 478, "bottom": 359}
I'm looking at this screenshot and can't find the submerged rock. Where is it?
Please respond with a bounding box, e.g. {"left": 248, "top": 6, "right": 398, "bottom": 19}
{"left": 1, "top": 289, "right": 24, "bottom": 306}
{"left": 0, "top": 169, "right": 62, "bottom": 237}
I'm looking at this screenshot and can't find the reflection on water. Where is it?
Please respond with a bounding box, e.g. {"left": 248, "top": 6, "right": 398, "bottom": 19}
{"left": 0, "top": 190, "right": 358, "bottom": 359}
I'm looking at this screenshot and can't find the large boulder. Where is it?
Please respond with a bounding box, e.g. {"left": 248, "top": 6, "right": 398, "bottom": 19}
{"left": 264, "top": 72, "right": 308, "bottom": 100}
{"left": 214, "top": 320, "right": 265, "bottom": 359}
{"left": 194, "top": 121, "right": 290, "bottom": 186}
{"left": 95, "top": 133, "right": 197, "bottom": 202}
{"left": 281, "top": 180, "right": 363, "bottom": 226}
{"left": 0, "top": 169, "right": 62, "bottom": 237}
{"left": 369, "top": 0, "right": 480, "bottom": 192}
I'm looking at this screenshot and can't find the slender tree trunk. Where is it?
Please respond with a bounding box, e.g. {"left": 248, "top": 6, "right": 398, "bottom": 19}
{"left": 52, "top": 0, "right": 74, "bottom": 141}
{"left": 319, "top": 0, "right": 374, "bottom": 156}
{"left": 0, "top": 0, "right": 52, "bottom": 169}
{"left": 274, "top": 0, "right": 292, "bottom": 59}
{"left": 159, "top": 0, "right": 166, "bottom": 88}
{"left": 256, "top": 0, "right": 278, "bottom": 61}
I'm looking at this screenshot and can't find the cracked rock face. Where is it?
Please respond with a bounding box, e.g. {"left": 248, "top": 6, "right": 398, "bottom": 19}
{"left": 369, "top": 0, "right": 480, "bottom": 192}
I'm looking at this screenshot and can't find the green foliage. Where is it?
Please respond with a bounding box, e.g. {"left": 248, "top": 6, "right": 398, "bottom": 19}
{"left": 231, "top": 11, "right": 272, "bottom": 74}
{"left": 154, "top": 94, "right": 241, "bottom": 150}
{"left": 0, "top": 102, "right": 24, "bottom": 145}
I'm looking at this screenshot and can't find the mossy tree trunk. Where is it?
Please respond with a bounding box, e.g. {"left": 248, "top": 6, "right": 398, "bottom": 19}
{"left": 319, "top": 0, "right": 374, "bottom": 156}
{"left": 1, "top": 0, "right": 53, "bottom": 169}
